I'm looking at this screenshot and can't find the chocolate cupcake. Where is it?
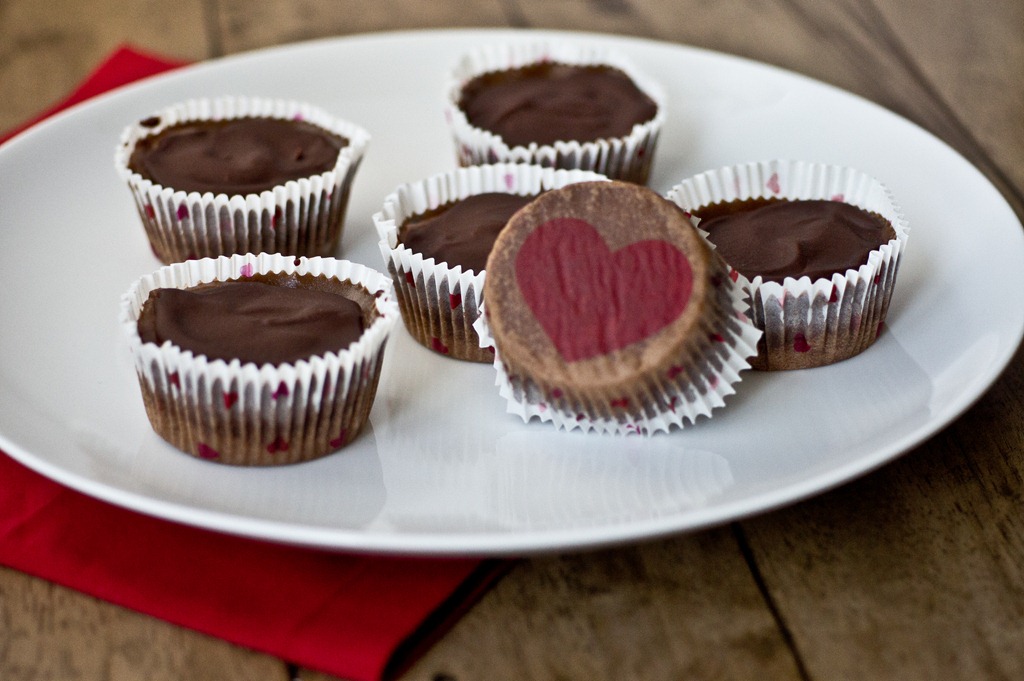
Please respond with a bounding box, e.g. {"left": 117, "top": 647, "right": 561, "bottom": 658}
{"left": 115, "top": 97, "right": 370, "bottom": 263}
{"left": 667, "top": 160, "right": 909, "bottom": 370}
{"left": 474, "top": 180, "right": 761, "bottom": 435}
{"left": 373, "top": 163, "right": 607, "bottom": 362}
{"left": 120, "top": 253, "right": 399, "bottom": 466}
{"left": 445, "top": 42, "right": 665, "bottom": 185}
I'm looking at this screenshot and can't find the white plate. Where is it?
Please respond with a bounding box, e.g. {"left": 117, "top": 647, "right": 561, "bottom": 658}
{"left": 1, "top": 29, "right": 1022, "bottom": 556}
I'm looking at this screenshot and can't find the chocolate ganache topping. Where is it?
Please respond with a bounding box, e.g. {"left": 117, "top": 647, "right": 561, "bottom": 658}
{"left": 128, "top": 117, "right": 347, "bottom": 195}
{"left": 398, "top": 192, "right": 535, "bottom": 273}
{"left": 137, "top": 273, "right": 366, "bottom": 365}
{"left": 457, "top": 63, "right": 658, "bottom": 147}
{"left": 695, "top": 198, "right": 895, "bottom": 283}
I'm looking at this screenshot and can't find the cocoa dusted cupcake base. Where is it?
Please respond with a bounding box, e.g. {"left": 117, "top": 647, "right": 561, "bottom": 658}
{"left": 476, "top": 180, "right": 761, "bottom": 435}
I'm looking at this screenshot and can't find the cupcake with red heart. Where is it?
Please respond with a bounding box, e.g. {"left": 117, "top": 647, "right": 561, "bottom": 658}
{"left": 445, "top": 41, "right": 665, "bottom": 185}
{"left": 120, "top": 252, "right": 399, "bottom": 466}
{"left": 667, "top": 160, "right": 909, "bottom": 370}
{"left": 474, "top": 180, "right": 761, "bottom": 435}
{"left": 373, "top": 163, "right": 607, "bottom": 362}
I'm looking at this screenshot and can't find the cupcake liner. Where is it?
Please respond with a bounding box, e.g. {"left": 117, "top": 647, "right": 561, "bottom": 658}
{"left": 373, "top": 163, "right": 607, "bottom": 362}
{"left": 473, "top": 246, "right": 762, "bottom": 436}
{"left": 120, "top": 252, "right": 399, "bottom": 466}
{"left": 666, "top": 160, "right": 910, "bottom": 370}
{"left": 445, "top": 42, "right": 666, "bottom": 184}
{"left": 115, "top": 97, "right": 370, "bottom": 263}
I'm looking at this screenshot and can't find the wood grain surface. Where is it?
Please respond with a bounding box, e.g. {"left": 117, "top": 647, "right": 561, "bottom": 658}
{"left": 2, "top": 1, "right": 1022, "bottom": 679}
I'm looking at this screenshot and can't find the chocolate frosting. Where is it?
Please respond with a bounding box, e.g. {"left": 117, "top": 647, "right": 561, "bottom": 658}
{"left": 695, "top": 198, "right": 895, "bottom": 283}
{"left": 128, "top": 117, "right": 347, "bottom": 195}
{"left": 398, "top": 192, "right": 535, "bottom": 273}
{"left": 137, "top": 273, "right": 365, "bottom": 365}
{"left": 458, "top": 63, "right": 658, "bottom": 147}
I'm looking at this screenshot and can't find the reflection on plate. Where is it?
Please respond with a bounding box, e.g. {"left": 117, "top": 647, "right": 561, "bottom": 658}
{"left": 0, "top": 29, "right": 1021, "bottom": 555}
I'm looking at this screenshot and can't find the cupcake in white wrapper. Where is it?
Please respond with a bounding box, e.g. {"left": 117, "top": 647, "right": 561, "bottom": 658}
{"left": 115, "top": 97, "right": 370, "bottom": 264}
{"left": 373, "top": 163, "right": 608, "bottom": 362}
{"left": 445, "top": 42, "right": 666, "bottom": 185}
{"left": 667, "top": 160, "right": 909, "bottom": 370}
{"left": 473, "top": 180, "right": 762, "bottom": 436}
{"left": 120, "top": 253, "right": 399, "bottom": 466}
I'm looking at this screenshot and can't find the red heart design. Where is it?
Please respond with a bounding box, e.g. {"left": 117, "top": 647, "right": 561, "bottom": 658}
{"left": 197, "top": 442, "right": 220, "bottom": 459}
{"left": 266, "top": 435, "right": 289, "bottom": 454}
{"left": 515, "top": 217, "right": 693, "bottom": 362}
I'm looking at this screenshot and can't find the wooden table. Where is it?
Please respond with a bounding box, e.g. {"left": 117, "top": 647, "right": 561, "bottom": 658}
{"left": 2, "top": 1, "right": 1022, "bottom": 679}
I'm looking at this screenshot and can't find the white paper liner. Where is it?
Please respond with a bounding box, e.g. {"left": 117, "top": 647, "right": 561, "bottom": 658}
{"left": 666, "top": 160, "right": 910, "bottom": 370}
{"left": 115, "top": 96, "right": 370, "bottom": 263}
{"left": 445, "top": 41, "right": 666, "bottom": 184}
{"left": 120, "top": 253, "right": 399, "bottom": 465}
{"left": 373, "top": 164, "right": 608, "bottom": 362}
{"left": 473, "top": 261, "right": 762, "bottom": 436}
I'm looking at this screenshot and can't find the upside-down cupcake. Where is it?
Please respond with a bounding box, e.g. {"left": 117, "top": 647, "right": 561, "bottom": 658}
{"left": 115, "top": 97, "right": 370, "bottom": 263}
{"left": 475, "top": 180, "right": 761, "bottom": 435}
{"left": 446, "top": 42, "right": 665, "bottom": 185}
{"left": 373, "top": 163, "right": 607, "bottom": 362}
{"left": 120, "top": 253, "right": 399, "bottom": 466}
{"left": 667, "top": 160, "right": 909, "bottom": 370}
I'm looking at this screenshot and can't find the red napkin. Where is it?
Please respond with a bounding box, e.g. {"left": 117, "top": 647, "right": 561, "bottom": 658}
{"left": 0, "top": 46, "right": 506, "bottom": 681}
